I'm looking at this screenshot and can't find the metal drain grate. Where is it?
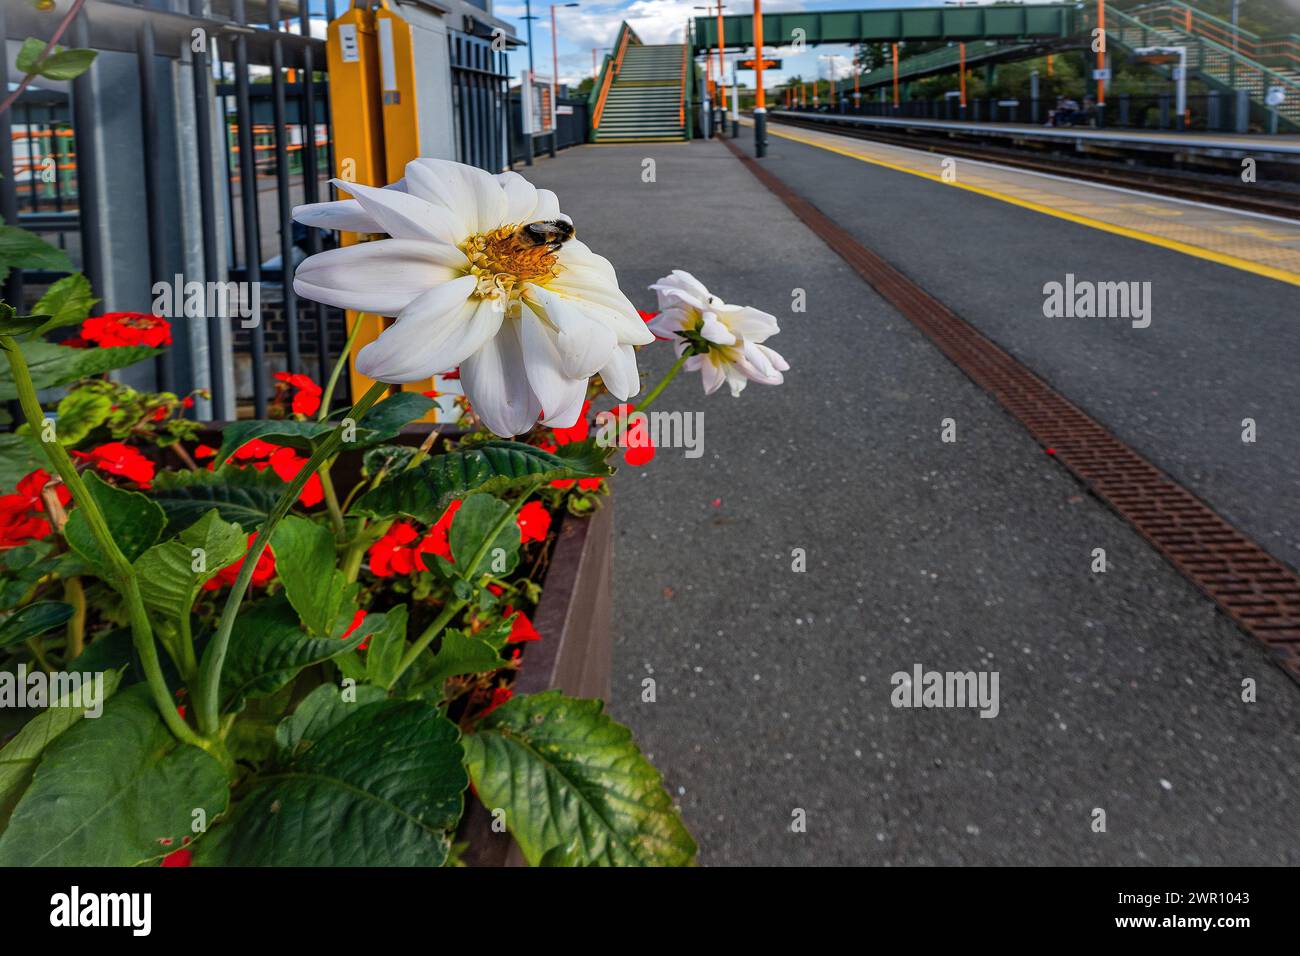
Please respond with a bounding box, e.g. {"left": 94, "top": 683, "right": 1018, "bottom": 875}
{"left": 724, "top": 136, "right": 1300, "bottom": 682}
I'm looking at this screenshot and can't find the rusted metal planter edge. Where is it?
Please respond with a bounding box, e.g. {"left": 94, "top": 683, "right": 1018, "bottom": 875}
{"left": 458, "top": 499, "right": 615, "bottom": 867}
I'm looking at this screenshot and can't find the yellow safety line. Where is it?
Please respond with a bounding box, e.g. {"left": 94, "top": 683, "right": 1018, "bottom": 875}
{"left": 763, "top": 124, "right": 1300, "bottom": 288}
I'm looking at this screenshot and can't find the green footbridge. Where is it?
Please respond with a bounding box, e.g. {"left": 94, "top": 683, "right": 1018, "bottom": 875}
{"left": 589, "top": 24, "right": 692, "bottom": 143}
{"left": 688, "top": 1, "right": 1299, "bottom": 132}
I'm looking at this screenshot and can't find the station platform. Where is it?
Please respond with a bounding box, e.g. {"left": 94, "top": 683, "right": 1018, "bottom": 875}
{"left": 754, "top": 116, "right": 1300, "bottom": 287}
{"left": 771, "top": 110, "right": 1300, "bottom": 163}
{"left": 516, "top": 138, "right": 1300, "bottom": 866}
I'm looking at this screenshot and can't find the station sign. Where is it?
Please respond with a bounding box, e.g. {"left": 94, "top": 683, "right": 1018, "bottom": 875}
{"left": 738, "top": 58, "right": 781, "bottom": 70}
{"left": 520, "top": 72, "right": 555, "bottom": 136}
{"left": 1091, "top": 68, "right": 1111, "bottom": 80}
{"left": 1266, "top": 86, "right": 1286, "bottom": 106}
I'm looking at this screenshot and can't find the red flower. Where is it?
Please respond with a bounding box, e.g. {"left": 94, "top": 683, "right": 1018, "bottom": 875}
{"left": 0, "top": 470, "right": 63, "bottom": 547}
{"left": 231, "top": 438, "right": 279, "bottom": 462}
{"left": 550, "top": 477, "right": 604, "bottom": 492}
{"left": 201, "top": 534, "right": 276, "bottom": 591}
{"left": 341, "top": 609, "right": 369, "bottom": 649}
{"left": 610, "top": 404, "right": 655, "bottom": 467}
{"left": 161, "top": 848, "right": 192, "bottom": 867}
{"left": 516, "top": 500, "right": 551, "bottom": 543}
{"left": 637, "top": 310, "right": 658, "bottom": 324}
{"left": 550, "top": 401, "right": 591, "bottom": 445}
{"left": 266, "top": 446, "right": 323, "bottom": 508}
{"left": 194, "top": 444, "right": 217, "bottom": 459}
{"left": 480, "top": 685, "right": 513, "bottom": 717}
{"left": 80, "top": 312, "right": 172, "bottom": 348}
{"left": 274, "top": 372, "right": 323, "bottom": 417}
{"left": 72, "top": 442, "right": 156, "bottom": 486}
{"left": 418, "top": 499, "right": 462, "bottom": 565}
{"left": 368, "top": 522, "right": 422, "bottom": 578}
{"left": 502, "top": 606, "right": 541, "bottom": 643}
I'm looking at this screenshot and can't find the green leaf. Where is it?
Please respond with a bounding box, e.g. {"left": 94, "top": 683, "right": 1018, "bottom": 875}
{"left": 213, "top": 395, "right": 436, "bottom": 466}
{"left": 213, "top": 419, "right": 333, "bottom": 467}
{"left": 274, "top": 682, "right": 387, "bottom": 759}
{"left": 0, "top": 669, "right": 123, "bottom": 831}
{"left": 0, "top": 433, "right": 44, "bottom": 491}
{"left": 135, "top": 509, "right": 246, "bottom": 626}
{"left": 341, "top": 392, "right": 435, "bottom": 445}
{"left": 268, "top": 516, "right": 353, "bottom": 637}
{"left": 463, "top": 691, "right": 697, "bottom": 867}
{"left": 423, "top": 629, "right": 504, "bottom": 690}
{"left": 0, "top": 685, "right": 228, "bottom": 866}
{"left": 196, "top": 700, "right": 466, "bottom": 866}
{"left": 0, "top": 601, "right": 74, "bottom": 648}
{"left": 362, "top": 605, "right": 408, "bottom": 688}
{"left": 354, "top": 440, "right": 612, "bottom": 523}
{"left": 0, "top": 341, "right": 161, "bottom": 400}
{"left": 0, "top": 225, "right": 73, "bottom": 276}
{"left": 221, "top": 597, "right": 366, "bottom": 707}
{"left": 35, "top": 48, "right": 97, "bottom": 81}
{"left": 148, "top": 466, "right": 286, "bottom": 534}
{"left": 51, "top": 387, "right": 111, "bottom": 445}
{"left": 64, "top": 471, "right": 167, "bottom": 574}
{"left": 446, "top": 492, "right": 520, "bottom": 580}
{"left": 15, "top": 38, "right": 45, "bottom": 74}
{"left": 0, "top": 303, "right": 50, "bottom": 337}
{"left": 32, "top": 274, "right": 97, "bottom": 333}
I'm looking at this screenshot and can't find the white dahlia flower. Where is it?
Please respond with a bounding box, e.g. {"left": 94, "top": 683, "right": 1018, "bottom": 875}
{"left": 647, "top": 270, "right": 789, "bottom": 397}
{"left": 291, "top": 159, "right": 652, "bottom": 437}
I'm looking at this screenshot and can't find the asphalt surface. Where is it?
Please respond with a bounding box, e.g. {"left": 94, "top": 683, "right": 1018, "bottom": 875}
{"left": 523, "top": 139, "right": 1300, "bottom": 866}
{"left": 754, "top": 119, "right": 1300, "bottom": 573}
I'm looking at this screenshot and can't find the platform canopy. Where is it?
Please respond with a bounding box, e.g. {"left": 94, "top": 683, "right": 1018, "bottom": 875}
{"left": 692, "top": 4, "right": 1081, "bottom": 52}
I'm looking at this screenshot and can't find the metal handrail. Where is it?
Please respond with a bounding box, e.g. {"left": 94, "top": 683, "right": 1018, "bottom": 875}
{"left": 591, "top": 22, "right": 638, "bottom": 132}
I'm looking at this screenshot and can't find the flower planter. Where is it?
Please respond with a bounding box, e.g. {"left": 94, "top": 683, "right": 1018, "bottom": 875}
{"left": 458, "top": 500, "right": 615, "bottom": 867}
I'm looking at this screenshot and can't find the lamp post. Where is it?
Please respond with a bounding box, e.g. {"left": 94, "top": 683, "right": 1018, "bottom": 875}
{"left": 549, "top": 3, "right": 579, "bottom": 158}
{"left": 522, "top": 0, "right": 538, "bottom": 165}
{"left": 753, "top": 0, "right": 766, "bottom": 156}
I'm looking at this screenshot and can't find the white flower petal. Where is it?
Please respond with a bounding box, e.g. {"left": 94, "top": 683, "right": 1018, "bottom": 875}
{"left": 699, "top": 312, "right": 737, "bottom": 346}
{"left": 461, "top": 320, "right": 542, "bottom": 437}
{"left": 598, "top": 344, "right": 640, "bottom": 400}
{"left": 354, "top": 276, "right": 492, "bottom": 382}
{"left": 530, "top": 188, "right": 563, "bottom": 222}
{"left": 527, "top": 286, "right": 618, "bottom": 379}
{"left": 722, "top": 304, "right": 780, "bottom": 342}
{"left": 292, "top": 198, "right": 383, "bottom": 234}
{"left": 293, "top": 240, "right": 463, "bottom": 316}
{"left": 755, "top": 343, "right": 789, "bottom": 372}
{"left": 405, "top": 158, "right": 507, "bottom": 236}
{"left": 497, "top": 171, "right": 540, "bottom": 225}
{"left": 519, "top": 303, "right": 588, "bottom": 423}
{"left": 330, "top": 179, "right": 460, "bottom": 244}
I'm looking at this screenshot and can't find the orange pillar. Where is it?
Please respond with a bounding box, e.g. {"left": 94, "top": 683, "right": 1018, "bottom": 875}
{"left": 1096, "top": 0, "right": 1107, "bottom": 108}
{"left": 1047, "top": 53, "right": 1054, "bottom": 77}
{"left": 959, "top": 42, "right": 967, "bottom": 111}
{"left": 753, "top": 0, "right": 765, "bottom": 110}
{"left": 891, "top": 43, "right": 899, "bottom": 108}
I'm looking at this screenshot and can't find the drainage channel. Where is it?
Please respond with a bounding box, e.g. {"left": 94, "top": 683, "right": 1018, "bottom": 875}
{"left": 722, "top": 135, "right": 1300, "bottom": 683}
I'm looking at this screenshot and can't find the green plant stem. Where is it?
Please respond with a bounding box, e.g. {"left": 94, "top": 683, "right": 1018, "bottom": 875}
{"left": 386, "top": 597, "right": 467, "bottom": 691}
{"left": 26, "top": 637, "right": 52, "bottom": 674}
{"left": 194, "top": 380, "right": 389, "bottom": 736}
{"left": 317, "top": 317, "right": 367, "bottom": 422}
{"left": 318, "top": 463, "right": 346, "bottom": 538}
{"left": 387, "top": 478, "right": 543, "bottom": 688}
{"left": 635, "top": 355, "right": 686, "bottom": 416}
{"left": 63, "top": 575, "right": 86, "bottom": 660}
{"left": 1, "top": 333, "right": 203, "bottom": 749}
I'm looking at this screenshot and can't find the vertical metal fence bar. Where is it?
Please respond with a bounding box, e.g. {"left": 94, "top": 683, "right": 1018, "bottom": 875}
{"left": 70, "top": 12, "right": 105, "bottom": 308}
{"left": 268, "top": 0, "right": 300, "bottom": 375}
{"left": 137, "top": 16, "right": 174, "bottom": 392}
{"left": 190, "top": 0, "right": 228, "bottom": 416}
{"left": 230, "top": 0, "right": 267, "bottom": 416}
{"left": 0, "top": 4, "right": 22, "bottom": 310}
{"left": 299, "top": 2, "right": 330, "bottom": 387}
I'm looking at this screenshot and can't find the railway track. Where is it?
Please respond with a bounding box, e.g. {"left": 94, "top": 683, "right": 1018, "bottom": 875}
{"left": 769, "top": 113, "right": 1300, "bottom": 220}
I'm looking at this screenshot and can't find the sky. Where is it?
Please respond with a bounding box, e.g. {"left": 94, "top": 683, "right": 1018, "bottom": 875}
{"left": 491, "top": 0, "right": 1013, "bottom": 92}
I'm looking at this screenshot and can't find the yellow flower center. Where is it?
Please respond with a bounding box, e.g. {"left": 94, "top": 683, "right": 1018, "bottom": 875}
{"left": 462, "top": 225, "right": 561, "bottom": 303}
